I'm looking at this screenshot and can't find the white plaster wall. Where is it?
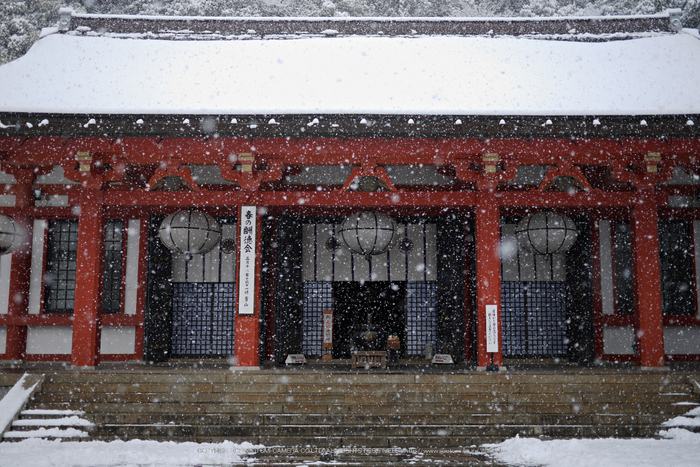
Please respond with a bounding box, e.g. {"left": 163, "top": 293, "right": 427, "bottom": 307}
{"left": 598, "top": 220, "right": 616, "bottom": 315}
{"left": 34, "top": 194, "right": 69, "bottom": 207}
{"left": 0, "top": 195, "right": 16, "bottom": 207}
{"left": 0, "top": 254, "right": 11, "bottom": 315}
{"left": 26, "top": 326, "right": 73, "bottom": 354}
{"left": 302, "top": 223, "right": 436, "bottom": 282}
{"left": 0, "top": 326, "right": 6, "bottom": 354}
{"left": 664, "top": 327, "right": 700, "bottom": 355}
{"left": 123, "top": 219, "right": 140, "bottom": 316}
{"left": 100, "top": 326, "right": 136, "bottom": 354}
{"left": 172, "top": 223, "right": 236, "bottom": 283}
{"left": 603, "top": 326, "right": 635, "bottom": 355}
{"left": 0, "top": 169, "right": 16, "bottom": 184}
{"left": 694, "top": 221, "right": 700, "bottom": 315}
{"left": 501, "top": 223, "right": 566, "bottom": 282}
{"left": 28, "top": 220, "right": 46, "bottom": 315}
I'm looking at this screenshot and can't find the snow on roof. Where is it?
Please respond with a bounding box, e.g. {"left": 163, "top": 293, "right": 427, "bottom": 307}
{"left": 0, "top": 22, "right": 699, "bottom": 116}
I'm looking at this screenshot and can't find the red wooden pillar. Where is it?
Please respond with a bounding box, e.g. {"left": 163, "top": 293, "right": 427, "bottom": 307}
{"left": 631, "top": 192, "right": 665, "bottom": 367}
{"left": 234, "top": 205, "right": 261, "bottom": 367}
{"left": 475, "top": 193, "right": 503, "bottom": 367}
{"left": 70, "top": 189, "right": 104, "bottom": 368}
{"left": 4, "top": 172, "right": 34, "bottom": 360}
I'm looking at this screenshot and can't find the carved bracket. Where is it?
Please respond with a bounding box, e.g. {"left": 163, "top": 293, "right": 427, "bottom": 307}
{"left": 147, "top": 159, "right": 200, "bottom": 191}
{"left": 340, "top": 159, "right": 397, "bottom": 192}
{"left": 218, "top": 154, "right": 284, "bottom": 192}
{"left": 454, "top": 154, "right": 518, "bottom": 191}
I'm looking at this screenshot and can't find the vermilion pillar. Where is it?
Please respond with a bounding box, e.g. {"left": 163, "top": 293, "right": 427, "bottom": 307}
{"left": 631, "top": 193, "right": 665, "bottom": 367}
{"left": 4, "top": 172, "right": 34, "bottom": 360}
{"left": 234, "top": 205, "right": 261, "bottom": 367}
{"left": 475, "top": 193, "right": 503, "bottom": 367}
{"left": 71, "top": 189, "right": 104, "bottom": 367}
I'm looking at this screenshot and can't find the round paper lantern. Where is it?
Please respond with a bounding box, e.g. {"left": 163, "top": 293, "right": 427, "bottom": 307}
{"left": 515, "top": 211, "right": 578, "bottom": 255}
{"left": 158, "top": 209, "right": 221, "bottom": 256}
{"left": 338, "top": 210, "right": 399, "bottom": 259}
{"left": 0, "top": 215, "right": 24, "bottom": 255}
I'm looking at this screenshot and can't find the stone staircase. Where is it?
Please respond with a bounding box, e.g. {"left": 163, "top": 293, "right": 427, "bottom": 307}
{"left": 2, "top": 409, "right": 93, "bottom": 441}
{"left": 14, "top": 367, "right": 700, "bottom": 449}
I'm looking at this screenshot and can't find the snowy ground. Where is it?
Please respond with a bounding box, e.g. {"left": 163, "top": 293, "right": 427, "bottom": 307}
{"left": 0, "top": 429, "right": 699, "bottom": 467}
{"left": 484, "top": 428, "right": 700, "bottom": 467}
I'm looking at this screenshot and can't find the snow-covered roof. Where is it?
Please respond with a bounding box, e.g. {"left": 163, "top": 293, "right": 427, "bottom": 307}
{"left": 1, "top": 13, "right": 699, "bottom": 117}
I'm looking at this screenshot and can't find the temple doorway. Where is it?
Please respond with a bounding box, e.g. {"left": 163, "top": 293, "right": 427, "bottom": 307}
{"left": 332, "top": 281, "right": 406, "bottom": 359}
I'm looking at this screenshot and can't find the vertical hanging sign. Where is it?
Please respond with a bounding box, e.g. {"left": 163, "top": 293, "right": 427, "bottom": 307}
{"left": 485, "top": 304, "right": 499, "bottom": 353}
{"left": 323, "top": 310, "right": 333, "bottom": 347}
{"left": 238, "top": 206, "right": 256, "bottom": 315}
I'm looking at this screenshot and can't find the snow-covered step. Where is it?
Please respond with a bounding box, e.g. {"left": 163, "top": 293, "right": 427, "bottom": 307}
{"left": 2, "top": 427, "right": 90, "bottom": 440}
{"left": 2, "top": 409, "right": 94, "bottom": 441}
{"left": 12, "top": 415, "right": 93, "bottom": 428}
{"left": 661, "top": 406, "right": 700, "bottom": 433}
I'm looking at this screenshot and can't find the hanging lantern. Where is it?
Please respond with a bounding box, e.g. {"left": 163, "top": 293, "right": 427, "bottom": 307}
{"left": 515, "top": 211, "right": 578, "bottom": 255}
{"left": 0, "top": 215, "right": 24, "bottom": 255}
{"left": 338, "top": 210, "right": 399, "bottom": 259}
{"left": 158, "top": 209, "right": 221, "bottom": 257}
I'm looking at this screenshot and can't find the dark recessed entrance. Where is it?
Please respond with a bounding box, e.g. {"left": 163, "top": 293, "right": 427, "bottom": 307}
{"left": 332, "top": 281, "right": 406, "bottom": 359}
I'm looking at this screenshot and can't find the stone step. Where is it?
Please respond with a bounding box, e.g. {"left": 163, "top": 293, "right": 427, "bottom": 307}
{"left": 84, "top": 411, "right": 673, "bottom": 427}
{"left": 1, "top": 408, "right": 94, "bottom": 442}
{"left": 37, "top": 380, "right": 694, "bottom": 395}
{"left": 16, "top": 369, "right": 700, "bottom": 447}
{"left": 42, "top": 371, "right": 692, "bottom": 385}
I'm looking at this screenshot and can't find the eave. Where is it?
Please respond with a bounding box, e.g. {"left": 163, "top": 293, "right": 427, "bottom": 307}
{"left": 1, "top": 113, "right": 698, "bottom": 140}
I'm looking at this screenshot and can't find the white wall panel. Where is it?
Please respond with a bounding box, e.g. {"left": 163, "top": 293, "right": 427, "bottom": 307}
{"left": 424, "top": 224, "right": 437, "bottom": 281}
{"left": 203, "top": 246, "right": 220, "bottom": 283}
{"left": 28, "top": 220, "right": 47, "bottom": 315}
{"left": 388, "top": 241, "right": 407, "bottom": 282}
{"left": 501, "top": 225, "right": 520, "bottom": 281}
{"left": 518, "top": 250, "right": 537, "bottom": 281}
{"left": 0, "top": 195, "right": 15, "bottom": 207}
{"left": 123, "top": 219, "right": 140, "bottom": 316}
{"left": 664, "top": 327, "right": 700, "bottom": 355}
{"left": 219, "top": 224, "right": 236, "bottom": 283}
{"left": 315, "top": 225, "right": 334, "bottom": 282}
{"left": 0, "top": 254, "right": 11, "bottom": 315}
{"left": 599, "top": 220, "right": 616, "bottom": 315}
{"left": 694, "top": 221, "right": 700, "bottom": 316}
{"left": 303, "top": 222, "right": 436, "bottom": 282}
{"left": 603, "top": 326, "right": 635, "bottom": 355}
{"left": 302, "top": 224, "right": 315, "bottom": 281}
{"left": 406, "top": 224, "right": 425, "bottom": 282}
{"left": 330, "top": 242, "right": 349, "bottom": 282}
{"left": 353, "top": 250, "right": 370, "bottom": 281}
{"left": 186, "top": 254, "right": 205, "bottom": 283}
{"left": 551, "top": 254, "right": 567, "bottom": 281}
{"left": 535, "top": 254, "right": 552, "bottom": 281}
{"left": 0, "top": 326, "right": 6, "bottom": 354}
{"left": 172, "top": 222, "right": 236, "bottom": 284}
{"left": 26, "top": 326, "right": 72, "bottom": 354}
{"left": 370, "top": 253, "right": 389, "bottom": 281}
{"left": 100, "top": 326, "right": 136, "bottom": 354}
{"left": 501, "top": 223, "right": 567, "bottom": 282}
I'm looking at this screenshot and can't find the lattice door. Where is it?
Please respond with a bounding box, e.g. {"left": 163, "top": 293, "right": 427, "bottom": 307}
{"left": 171, "top": 283, "right": 236, "bottom": 357}
{"left": 502, "top": 281, "right": 567, "bottom": 357}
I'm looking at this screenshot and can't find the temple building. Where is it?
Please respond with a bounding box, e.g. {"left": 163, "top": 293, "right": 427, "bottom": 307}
{"left": 0, "top": 9, "right": 699, "bottom": 368}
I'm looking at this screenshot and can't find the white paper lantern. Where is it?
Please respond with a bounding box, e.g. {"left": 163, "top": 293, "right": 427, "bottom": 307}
{"left": 338, "top": 210, "right": 399, "bottom": 259}
{"left": 158, "top": 209, "right": 221, "bottom": 256}
{"left": 515, "top": 211, "right": 578, "bottom": 255}
{"left": 0, "top": 215, "right": 24, "bottom": 255}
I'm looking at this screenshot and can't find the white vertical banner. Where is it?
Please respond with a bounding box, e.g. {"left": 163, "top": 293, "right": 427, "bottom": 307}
{"left": 486, "top": 304, "right": 499, "bottom": 353}
{"left": 238, "top": 206, "right": 257, "bottom": 315}
{"left": 323, "top": 310, "right": 333, "bottom": 348}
